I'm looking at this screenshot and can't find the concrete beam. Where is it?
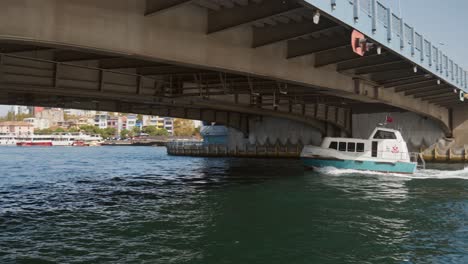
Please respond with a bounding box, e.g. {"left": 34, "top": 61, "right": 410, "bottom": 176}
{"left": 411, "top": 87, "right": 451, "bottom": 97}
{"left": 355, "top": 61, "right": 410, "bottom": 75}
{"left": 336, "top": 52, "right": 398, "bottom": 72}
{"left": 207, "top": 0, "right": 303, "bottom": 34}
{"left": 438, "top": 101, "right": 464, "bottom": 108}
{"left": 394, "top": 79, "right": 441, "bottom": 92}
{"left": 145, "top": 0, "right": 195, "bottom": 16}
{"left": 403, "top": 85, "right": 450, "bottom": 96}
{"left": 423, "top": 93, "right": 457, "bottom": 101}
{"left": 252, "top": 19, "right": 339, "bottom": 48}
{"left": 99, "top": 58, "right": 166, "bottom": 69}
{"left": 138, "top": 65, "right": 210, "bottom": 75}
{"left": 54, "top": 50, "right": 117, "bottom": 62}
{"left": 384, "top": 76, "right": 436, "bottom": 88}
{"left": 315, "top": 45, "right": 359, "bottom": 67}
{"left": 427, "top": 95, "right": 458, "bottom": 104}
{"left": 287, "top": 35, "right": 349, "bottom": 59}
{"left": 370, "top": 69, "right": 421, "bottom": 83}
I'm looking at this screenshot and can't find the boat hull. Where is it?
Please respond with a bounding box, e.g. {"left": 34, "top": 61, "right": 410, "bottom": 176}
{"left": 302, "top": 157, "right": 417, "bottom": 174}
{"left": 17, "top": 142, "right": 53, "bottom": 147}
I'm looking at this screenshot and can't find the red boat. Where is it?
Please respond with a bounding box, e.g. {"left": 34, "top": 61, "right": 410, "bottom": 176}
{"left": 72, "top": 141, "right": 89, "bottom": 147}
{"left": 17, "top": 141, "right": 53, "bottom": 147}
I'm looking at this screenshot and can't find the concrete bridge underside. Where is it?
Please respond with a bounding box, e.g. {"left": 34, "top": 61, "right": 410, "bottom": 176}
{"left": 0, "top": 0, "right": 461, "bottom": 138}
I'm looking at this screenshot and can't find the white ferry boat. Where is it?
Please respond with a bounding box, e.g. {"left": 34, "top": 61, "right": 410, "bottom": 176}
{"left": 16, "top": 133, "right": 103, "bottom": 147}
{"left": 301, "top": 127, "right": 418, "bottom": 174}
{"left": 0, "top": 133, "right": 17, "bottom": 146}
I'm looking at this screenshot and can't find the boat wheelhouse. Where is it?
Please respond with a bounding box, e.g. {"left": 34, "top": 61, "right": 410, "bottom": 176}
{"left": 301, "top": 127, "right": 418, "bottom": 174}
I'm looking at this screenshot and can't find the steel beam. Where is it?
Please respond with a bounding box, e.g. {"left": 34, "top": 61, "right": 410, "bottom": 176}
{"left": 414, "top": 89, "right": 451, "bottom": 99}
{"left": 336, "top": 52, "right": 398, "bottom": 72}
{"left": 315, "top": 46, "right": 360, "bottom": 67}
{"left": 138, "top": 66, "right": 210, "bottom": 75}
{"left": 427, "top": 95, "right": 458, "bottom": 104}
{"left": 393, "top": 79, "right": 441, "bottom": 91}
{"left": 383, "top": 76, "right": 436, "bottom": 89}
{"left": 207, "top": 0, "right": 303, "bottom": 34}
{"left": 287, "top": 35, "right": 349, "bottom": 59}
{"left": 252, "top": 19, "right": 339, "bottom": 48}
{"left": 410, "top": 86, "right": 451, "bottom": 97}
{"left": 423, "top": 93, "right": 457, "bottom": 101}
{"left": 370, "top": 69, "right": 421, "bottom": 83}
{"left": 145, "top": 0, "right": 195, "bottom": 16}
{"left": 403, "top": 85, "right": 449, "bottom": 95}
{"left": 54, "top": 50, "right": 117, "bottom": 62}
{"left": 354, "top": 61, "right": 411, "bottom": 75}
{"left": 99, "top": 58, "right": 166, "bottom": 69}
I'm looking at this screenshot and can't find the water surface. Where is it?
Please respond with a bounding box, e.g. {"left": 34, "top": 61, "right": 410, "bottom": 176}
{"left": 0, "top": 147, "right": 466, "bottom": 264}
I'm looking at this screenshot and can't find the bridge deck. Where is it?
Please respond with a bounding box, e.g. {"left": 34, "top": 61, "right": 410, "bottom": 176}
{"left": 307, "top": 0, "right": 467, "bottom": 102}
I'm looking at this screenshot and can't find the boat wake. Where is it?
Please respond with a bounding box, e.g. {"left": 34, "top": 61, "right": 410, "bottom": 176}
{"left": 313, "top": 166, "right": 468, "bottom": 180}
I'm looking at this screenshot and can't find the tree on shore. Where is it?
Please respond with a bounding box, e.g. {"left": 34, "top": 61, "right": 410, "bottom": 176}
{"left": 173, "top": 119, "right": 198, "bottom": 136}
{"left": 142, "top": 126, "right": 169, "bottom": 136}
{"left": 0, "top": 111, "right": 33, "bottom": 122}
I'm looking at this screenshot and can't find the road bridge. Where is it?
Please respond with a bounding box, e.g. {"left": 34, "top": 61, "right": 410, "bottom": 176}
{"left": 0, "top": 0, "right": 466, "bottom": 145}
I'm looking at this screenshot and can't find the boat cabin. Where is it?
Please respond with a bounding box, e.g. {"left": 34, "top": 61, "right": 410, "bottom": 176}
{"left": 320, "top": 127, "right": 410, "bottom": 162}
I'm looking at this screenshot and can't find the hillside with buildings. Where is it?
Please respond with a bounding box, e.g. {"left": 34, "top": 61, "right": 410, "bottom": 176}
{"left": 0, "top": 105, "right": 199, "bottom": 139}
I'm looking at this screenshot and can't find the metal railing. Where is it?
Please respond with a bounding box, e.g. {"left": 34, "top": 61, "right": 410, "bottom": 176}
{"left": 337, "top": 0, "right": 468, "bottom": 92}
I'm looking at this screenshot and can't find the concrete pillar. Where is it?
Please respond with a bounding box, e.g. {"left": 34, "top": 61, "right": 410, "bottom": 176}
{"left": 452, "top": 106, "right": 468, "bottom": 146}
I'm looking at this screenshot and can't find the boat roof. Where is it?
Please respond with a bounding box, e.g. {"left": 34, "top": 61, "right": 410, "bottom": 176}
{"left": 324, "top": 126, "right": 404, "bottom": 141}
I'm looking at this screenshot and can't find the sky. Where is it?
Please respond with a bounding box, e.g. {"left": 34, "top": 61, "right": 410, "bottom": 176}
{"left": 0, "top": 0, "right": 466, "bottom": 116}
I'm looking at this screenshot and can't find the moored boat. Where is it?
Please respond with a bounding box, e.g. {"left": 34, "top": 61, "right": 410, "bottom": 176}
{"left": 301, "top": 127, "right": 418, "bottom": 174}
{"left": 0, "top": 133, "right": 17, "bottom": 146}
{"left": 16, "top": 133, "right": 103, "bottom": 147}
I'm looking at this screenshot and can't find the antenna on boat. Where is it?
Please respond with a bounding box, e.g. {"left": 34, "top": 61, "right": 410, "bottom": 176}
{"left": 378, "top": 115, "right": 394, "bottom": 127}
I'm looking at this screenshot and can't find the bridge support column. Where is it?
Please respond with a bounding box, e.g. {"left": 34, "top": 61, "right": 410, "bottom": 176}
{"left": 452, "top": 106, "right": 468, "bottom": 146}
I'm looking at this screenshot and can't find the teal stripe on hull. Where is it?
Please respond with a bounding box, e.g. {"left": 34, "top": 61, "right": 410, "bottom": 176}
{"left": 302, "top": 158, "right": 417, "bottom": 174}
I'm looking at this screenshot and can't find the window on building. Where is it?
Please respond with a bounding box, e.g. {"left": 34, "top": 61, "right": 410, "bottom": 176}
{"left": 329, "top": 141, "right": 337, "bottom": 150}
{"left": 338, "top": 142, "right": 346, "bottom": 151}
{"left": 357, "top": 143, "right": 365, "bottom": 152}
{"left": 373, "top": 130, "right": 396, "bottom": 139}
{"left": 347, "top": 142, "right": 356, "bottom": 152}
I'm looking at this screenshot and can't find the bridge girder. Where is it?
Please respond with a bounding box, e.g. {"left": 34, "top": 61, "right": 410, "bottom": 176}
{"left": 0, "top": 52, "right": 353, "bottom": 136}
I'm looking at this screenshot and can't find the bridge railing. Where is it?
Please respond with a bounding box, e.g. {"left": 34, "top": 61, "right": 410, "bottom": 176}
{"left": 312, "top": 0, "right": 468, "bottom": 93}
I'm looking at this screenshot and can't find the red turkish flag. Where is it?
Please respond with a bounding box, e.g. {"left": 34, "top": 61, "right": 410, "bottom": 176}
{"left": 386, "top": 116, "right": 394, "bottom": 123}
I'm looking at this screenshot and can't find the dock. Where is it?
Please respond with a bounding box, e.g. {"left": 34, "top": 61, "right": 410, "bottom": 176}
{"left": 166, "top": 141, "right": 302, "bottom": 159}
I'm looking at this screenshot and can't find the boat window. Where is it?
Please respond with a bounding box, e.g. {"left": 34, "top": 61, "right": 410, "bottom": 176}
{"left": 356, "top": 143, "right": 365, "bottom": 152}
{"left": 347, "top": 142, "right": 356, "bottom": 152}
{"left": 338, "top": 142, "right": 346, "bottom": 151}
{"left": 373, "top": 130, "right": 397, "bottom": 139}
{"left": 372, "top": 142, "right": 378, "bottom": 157}
{"left": 329, "top": 141, "right": 337, "bottom": 150}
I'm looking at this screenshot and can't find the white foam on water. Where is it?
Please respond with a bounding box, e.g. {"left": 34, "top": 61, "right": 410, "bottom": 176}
{"left": 314, "top": 166, "right": 468, "bottom": 180}
{"left": 412, "top": 167, "right": 468, "bottom": 180}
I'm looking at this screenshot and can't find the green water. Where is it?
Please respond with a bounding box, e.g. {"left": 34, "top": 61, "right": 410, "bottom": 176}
{"left": 0, "top": 147, "right": 466, "bottom": 263}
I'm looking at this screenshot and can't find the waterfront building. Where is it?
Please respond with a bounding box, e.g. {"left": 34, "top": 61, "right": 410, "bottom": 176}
{"left": 163, "top": 117, "right": 174, "bottom": 135}
{"left": 126, "top": 114, "right": 137, "bottom": 131}
{"left": 94, "top": 113, "right": 108, "bottom": 129}
{"left": 23, "top": 118, "right": 50, "bottom": 130}
{"left": 11, "top": 105, "right": 31, "bottom": 115}
{"left": 142, "top": 115, "right": 174, "bottom": 135}
{"left": 64, "top": 109, "right": 97, "bottom": 117}
{"left": 120, "top": 116, "right": 128, "bottom": 131}
{"left": 0, "top": 121, "right": 34, "bottom": 136}
{"left": 35, "top": 108, "right": 64, "bottom": 127}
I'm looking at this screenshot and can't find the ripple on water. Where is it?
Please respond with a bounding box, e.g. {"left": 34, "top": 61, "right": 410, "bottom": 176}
{"left": 0, "top": 147, "right": 466, "bottom": 264}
